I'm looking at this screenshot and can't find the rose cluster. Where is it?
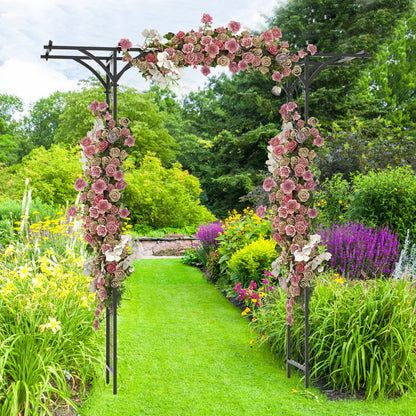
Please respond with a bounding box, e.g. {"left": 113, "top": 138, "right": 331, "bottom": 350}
{"left": 70, "top": 101, "right": 142, "bottom": 329}
{"left": 119, "top": 14, "right": 316, "bottom": 90}
{"left": 262, "top": 102, "right": 331, "bottom": 325}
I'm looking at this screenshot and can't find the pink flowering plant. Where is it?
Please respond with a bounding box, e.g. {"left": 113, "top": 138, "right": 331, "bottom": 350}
{"left": 119, "top": 14, "right": 317, "bottom": 92}
{"left": 117, "top": 14, "right": 328, "bottom": 326}
{"left": 70, "top": 101, "right": 142, "bottom": 329}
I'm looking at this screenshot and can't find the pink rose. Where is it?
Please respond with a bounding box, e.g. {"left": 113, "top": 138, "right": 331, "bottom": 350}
{"left": 242, "top": 52, "right": 255, "bottom": 63}
{"left": 80, "top": 136, "right": 93, "bottom": 148}
{"left": 119, "top": 38, "right": 132, "bottom": 52}
{"left": 287, "top": 141, "right": 297, "bottom": 152}
{"left": 241, "top": 36, "right": 253, "bottom": 49}
{"left": 305, "top": 180, "right": 317, "bottom": 190}
{"left": 280, "top": 41, "right": 289, "bottom": 48}
{"left": 98, "top": 141, "right": 108, "bottom": 151}
{"left": 272, "top": 26, "right": 282, "bottom": 40}
{"left": 89, "top": 206, "right": 99, "bottom": 219}
{"left": 229, "top": 62, "right": 238, "bottom": 74}
{"left": 237, "top": 61, "right": 248, "bottom": 71}
{"left": 94, "top": 319, "right": 100, "bottom": 330}
{"left": 105, "top": 164, "right": 117, "bottom": 177}
{"left": 176, "top": 31, "right": 186, "bottom": 40}
{"left": 104, "top": 112, "right": 112, "bottom": 121}
{"left": 225, "top": 38, "right": 239, "bottom": 53}
{"left": 67, "top": 205, "right": 77, "bottom": 218}
{"left": 215, "top": 26, "right": 226, "bottom": 33}
{"left": 278, "top": 207, "right": 288, "bottom": 219}
{"left": 294, "top": 164, "right": 306, "bottom": 177}
{"left": 282, "top": 67, "right": 291, "bottom": 77}
{"left": 111, "top": 157, "right": 121, "bottom": 167}
{"left": 74, "top": 177, "right": 88, "bottom": 191}
{"left": 182, "top": 43, "right": 194, "bottom": 54}
{"left": 252, "top": 57, "right": 261, "bottom": 67}
{"left": 293, "top": 112, "right": 301, "bottom": 121}
{"left": 98, "top": 102, "right": 108, "bottom": 112}
{"left": 260, "top": 30, "right": 274, "bottom": 45}
{"left": 205, "top": 43, "right": 219, "bottom": 58}
{"left": 281, "top": 179, "right": 296, "bottom": 194}
{"left": 94, "top": 194, "right": 103, "bottom": 204}
{"left": 90, "top": 166, "right": 102, "bottom": 178}
{"left": 108, "top": 120, "right": 116, "bottom": 129}
{"left": 302, "top": 171, "right": 313, "bottom": 182}
{"left": 307, "top": 208, "right": 319, "bottom": 219}
{"left": 114, "top": 170, "right": 124, "bottom": 181}
{"left": 314, "top": 136, "right": 325, "bottom": 147}
{"left": 118, "top": 208, "right": 129, "bottom": 218}
{"left": 272, "top": 144, "right": 287, "bottom": 158}
{"left": 290, "top": 54, "right": 300, "bottom": 63}
{"left": 122, "top": 54, "right": 132, "bottom": 62}
{"left": 201, "top": 36, "right": 212, "bottom": 46}
{"left": 227, "top": 20, "right": 241, "bottom": 34}
{"left": 285, "top": 224, "right": 296, "bottom": 237}
{"left": 269, "top": 136, "right": 281, "bottom": 146}
{"left": 273, "top": 233, "right": 283, "bottom": 243}
{"left": 96, "top": 225, "right": 107, "bottom": 237}
{"left": 297, "top": 120, "right": 305, "bottom": 129}
{"left": 84, "top": 233, "right": 94, "bottom": 244}
{"left": 84, "top": 145, "right": 98, "bottom": 159}
{"left": 298, "top": 50, "right": 307, "bottom": 59}
{"left": 256, "top": 205, "right": 267, "bottom": 218}
{"left": 263, "top": 177, "right": 277, "bottom": 192}
{"left": 201, "top": 13, "right": 213, "bottom": 25}
{"left": 115, "top": 180, "right": 127, "bottom": 190}
{"left": 286, "top": 199, "right": 300, "bottom": 214}
{"left": 110, "top": 205, "right": 119, "bottom": 215}
{"left": 91, "top": 179, "right": 107, "bottom": 194}
{"left": 121, "top": 128, "right": 130, "bottom": 137}
{"left": 106, "top": 222, "right": 119, "bottom": 235}
{"left": 295, "top": 221, "right": 308, "bottom": 234}
{"left": 107, "top": 261, "right": 117, "bottom": 274}
{"left": 89, "top": 100, "right": 99, "bottom": 115}
{"left": 278, "top": 166, "right": 291, "bottom": 178}
{"left": 97, "top": 199, "right": 111, "bottom": 214}
{"left": 307, "top": 44, "right": 317, "bottom": 55}
{"left": 272, "top": 71, "right": 283, "bottom": 82}
{"left": 146, "top": 54, "right": 157, "bottom": 64}
{"left": 309, "top": 127, "right": 319, "bottom": 137}
{"left": 101, "top": 244, "right": 112, "bottom": 254}
{"left": 298, "top": 205, "right": 307, "bottom": 215}
{"left": 201, "top": 65, "right": 211, "bottom": 76}
{"left": 268, "top": 45, "right": 278, "bottom": 55}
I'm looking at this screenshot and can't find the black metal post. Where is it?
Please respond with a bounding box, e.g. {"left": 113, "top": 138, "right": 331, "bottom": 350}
{"left": 304, "top": 286, "right": 310, "bottom": 388}
{"left": 112, "top": 286, "right": 117, "bottom": 395}
{"left": 105, "top": 306, "right": 110, "bottom": 385}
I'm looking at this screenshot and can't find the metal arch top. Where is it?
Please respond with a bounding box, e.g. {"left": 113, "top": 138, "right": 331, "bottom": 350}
{"left": 40, "top": 41, "right": 149, "bottom": 121}
{"left": 282, "top": 50, "right": 371, "bottom": 121}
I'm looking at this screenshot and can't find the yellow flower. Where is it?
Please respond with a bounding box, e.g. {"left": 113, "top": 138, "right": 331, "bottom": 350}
{"left": 292, "top": 389, "right": 298, "bottom": 393}
{"left": 241, "top": 307, "right": 251, "bottom": 316}
{"left": 334, "top": 276, "right": 344, "bottom": 284}
{"left": 338, "top": 200, "right": 342, "bottom": 204}
{"left": 40, "top": 317, "right": 62, "bottom": 334}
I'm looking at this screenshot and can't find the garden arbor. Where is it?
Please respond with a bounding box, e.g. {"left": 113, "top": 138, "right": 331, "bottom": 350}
{"left": 41, "top": 16, "right": 370, "bottom": 394}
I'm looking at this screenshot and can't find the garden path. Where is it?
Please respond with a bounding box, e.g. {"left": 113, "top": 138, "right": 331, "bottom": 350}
{"left": 80, "top": 259, "right": 416, "bottom": 416}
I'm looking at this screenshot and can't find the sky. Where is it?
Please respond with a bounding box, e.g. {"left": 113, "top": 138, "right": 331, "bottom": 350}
{"left": 0, "top": 0, "right": 285, "bottom": 110}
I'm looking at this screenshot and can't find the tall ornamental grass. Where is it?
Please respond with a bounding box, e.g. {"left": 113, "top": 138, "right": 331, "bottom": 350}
{"left": 253, "top": 275, "right": 416, "bottom": 398}
{"left": 0, "top": 243, "right": 101, "bottom": 415}
{"left": 319, "top": 222, "right": 400, "bottom": 279}
{"left": 195, "top": 220, "right": 224, "bottom": 265}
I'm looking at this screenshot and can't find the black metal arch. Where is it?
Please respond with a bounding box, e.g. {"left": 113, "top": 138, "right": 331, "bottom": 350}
{"left": 41, "top": 42, "right": 370, "bottom": 393}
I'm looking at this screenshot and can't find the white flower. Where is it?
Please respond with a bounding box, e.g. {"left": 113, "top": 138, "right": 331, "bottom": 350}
{"left": 142, "top": 29, "right": 161, "bottom": 39}
{"left": 272, "top": 86, "right": 282, "bottom": 96}
{"left": 83, "top": 257, "right": 94, "bottom": 277}
{"left": 266, "top": 145, "right": 279, "bottom": 173}
{"left": 310, "top": 252, "right": 332, "bottom": 271}
{"left": 294, "top": 234, "right": 322, "bottom": 263}
{"left": 271, "top": 256, "right": 282, "bottom": 277}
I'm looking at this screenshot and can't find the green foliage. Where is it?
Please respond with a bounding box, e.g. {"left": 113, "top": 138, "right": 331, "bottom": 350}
{"left": 216, "top": 208, "right": 272, "bottom": 276}
{"left": 314, "top": 173, "right": 352, "bottom": 229}
{"left": 0, "top": 145, "right": 82, "bottom": 206}
{"left": 227, "top": 237, "right": 277, "bottom": 287}
{"left": 0, "top": 244, "right": 100, "bottom": 414}
{"left": 206, "top": 249, "right": 223, "bottom": 283}
{"left": 348, "top": 166, "right": 416, "bottom": 243}
{"left": 253, "top": 274, "right": 416, "bottom": 398}
{"left": 132, "top": 224, "right": 197, "bottom": 237}
{"left": 124, "top": 153, "right": 215, "bottom": 228}
{"left": 182, "top": 247, "right": 203, "bottom": 267}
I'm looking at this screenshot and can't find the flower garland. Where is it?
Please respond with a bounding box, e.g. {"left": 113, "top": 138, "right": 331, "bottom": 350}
{"left": 70, "top": 101, "right": 142, "bottom": 329}
{"left": 117, "top": 14, "right": 331, "bottom": 327}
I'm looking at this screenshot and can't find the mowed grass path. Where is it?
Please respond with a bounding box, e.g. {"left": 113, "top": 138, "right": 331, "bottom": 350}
{"left": 81, "top": 259, "right": 416, "bottom": 416}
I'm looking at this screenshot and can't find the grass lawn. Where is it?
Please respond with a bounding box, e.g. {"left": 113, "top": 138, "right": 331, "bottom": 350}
{"left": 81, "top": 259, "right": 416, "bottom": 416}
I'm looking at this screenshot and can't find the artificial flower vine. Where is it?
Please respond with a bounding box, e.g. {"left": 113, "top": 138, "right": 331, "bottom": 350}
{"left": 115, "top": 14, "right": 330, "bottom": 326}
{"left": 70, "top": 101, "right": 142, "bottom": 329}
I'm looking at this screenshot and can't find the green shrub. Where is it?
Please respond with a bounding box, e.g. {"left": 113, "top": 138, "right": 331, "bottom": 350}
{"left": 253, "top": 274, "right": 416, "bottom": 398}
{"left": 348, "top": 166, "right": 416, "bottom": 244}
{"left": 227, "top": 237, "right": 277, "bottom": 287}
{"left": 314, "top": 173, "right": 352, "bottom": 229}
{"left": 206, "top": 249, "right": 222, "bottom": 283}
{"left": 0, "top": 145, "right": 82, "bottom": 206}
{"left": 124, "top": 154, "right": 215, "bottom": 228}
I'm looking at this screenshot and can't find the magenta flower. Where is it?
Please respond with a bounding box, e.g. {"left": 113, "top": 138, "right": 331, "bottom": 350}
{"left": 281, "top": 179, "right": 296, "bottom": 194}
{"left": 263, "top": 177, "right": 277, "bottom": 192}
{"left": 307, "top": 208, "right": 319, "bottom": 219}
{"left": 74, "top": 177, "right": 88, "bottom": 191}
{"left": 119, "top": 38, "right": 133, "bottom": 52}
{"left": 114, "top": 170, "right": 124, "bottom": 181}
{"left": 91, "top": 179, "right": 107, "bottom": 194}
{"left": 97, "top": 199, "right": 111, "bottom": 214}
